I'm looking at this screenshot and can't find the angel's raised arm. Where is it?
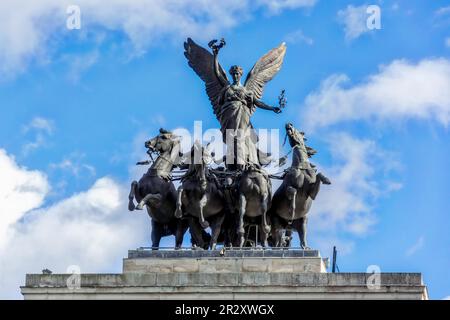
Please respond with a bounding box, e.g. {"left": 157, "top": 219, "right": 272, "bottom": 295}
{"left": 212, "top": 49, "right": 227, "bottom": 87}
{"left": 184, "top": 38, "right": 229, "bottom": 116}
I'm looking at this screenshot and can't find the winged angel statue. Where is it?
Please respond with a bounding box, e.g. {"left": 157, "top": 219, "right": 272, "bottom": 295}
{"left": 184, "top": 38, "right": 286, "bottom": 169}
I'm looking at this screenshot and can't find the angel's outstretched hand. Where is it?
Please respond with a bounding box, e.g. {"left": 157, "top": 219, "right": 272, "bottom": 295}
{"left": 273, "top": 107, "right": 282, "bottom": 114}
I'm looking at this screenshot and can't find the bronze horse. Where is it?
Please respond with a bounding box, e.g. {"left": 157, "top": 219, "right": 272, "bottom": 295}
{"left": 236, "top": 164, "right": 272, "bottom": 247}
{"left": 175, "top": 142, "right": 227, "bottom": 250}
{"left": 128, "top": 129, "right": 189, "bottom": 249}
{"left": 270, "top": 123, "right": 331, "bottom": 249}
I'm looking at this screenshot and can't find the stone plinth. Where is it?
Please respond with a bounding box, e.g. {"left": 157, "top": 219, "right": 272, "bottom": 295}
{"left": 21, "top": 249, "right": 428, "bottom": 300}
{"left": 124, "top": 249, "right": 327, "bottom": 274}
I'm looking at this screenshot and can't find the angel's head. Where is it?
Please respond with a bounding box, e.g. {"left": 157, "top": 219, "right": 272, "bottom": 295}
{"left": 229, "top": 65, "right": 243, "bottom": 84}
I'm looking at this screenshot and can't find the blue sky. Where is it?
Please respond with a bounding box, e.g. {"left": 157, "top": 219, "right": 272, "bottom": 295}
{"left": 0, "top": 0, "right": 449, "bottom": 299}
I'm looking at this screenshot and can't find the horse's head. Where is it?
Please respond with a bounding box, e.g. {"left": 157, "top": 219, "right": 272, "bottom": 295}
{"left": 285, "top": 123, "right": 317, "bottom": 164}
{"left": 182, "top": 140, "right": 214, "bottom": 167}
{"left": 145, "top": 128, "right": 179, "bottom": 155}
{"left": 285, "top": 122, "right": 306, "bottom": 148}
{"left": 183, "top": 141, "right": 215, "bottom": 190}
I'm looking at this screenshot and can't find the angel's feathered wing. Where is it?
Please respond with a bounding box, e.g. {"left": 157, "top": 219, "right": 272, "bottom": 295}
{"left": 184, "top": 38, "right": 229, "bottom": 116}
{"left": 244, "top": 42, "right": 286, "bottom": 108}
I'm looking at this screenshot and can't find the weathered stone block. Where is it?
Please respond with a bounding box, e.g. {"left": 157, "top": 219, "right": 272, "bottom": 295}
{"left": 242, "top": 259, "right": 270, "bottom": 272}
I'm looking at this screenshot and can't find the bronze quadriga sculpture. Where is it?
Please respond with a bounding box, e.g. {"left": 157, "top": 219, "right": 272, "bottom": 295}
{"left": 128, "top": 39, "right": 331, "bottom": 249}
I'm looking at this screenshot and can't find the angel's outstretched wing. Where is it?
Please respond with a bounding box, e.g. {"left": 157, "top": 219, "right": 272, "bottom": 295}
{"left": 244, "top": 42, "right": 286, "bottom": 101}
{"left": 184, "top": 38, "right": 229, "bottom": 116}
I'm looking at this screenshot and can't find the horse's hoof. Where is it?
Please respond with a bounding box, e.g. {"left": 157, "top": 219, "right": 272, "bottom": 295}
{"left": 128, "top": 201, "right": 135, "bottom": 211}
{"left": 200, "top": 220, "right": 209, "bottom": 229}
{"left": 318, "top": 173, "right": 331, "bottom": 185}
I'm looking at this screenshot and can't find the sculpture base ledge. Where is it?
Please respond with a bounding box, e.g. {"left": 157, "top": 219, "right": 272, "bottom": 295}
{"left": 21, "top": 249, "right": 428, "bottom": 300}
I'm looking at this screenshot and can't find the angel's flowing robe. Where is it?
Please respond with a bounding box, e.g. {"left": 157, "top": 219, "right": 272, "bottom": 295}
{"left": 216, "top": 84, "right": 260, "bottom": 167}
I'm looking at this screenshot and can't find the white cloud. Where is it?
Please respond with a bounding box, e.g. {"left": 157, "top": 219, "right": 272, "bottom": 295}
{"left": 21, "top": 135, "right": 47, "bottom": 156}
{"left": 128, "top": 131, "right": 153, "bottom": 179}
{"left": 64, "top": 50, "right": 99, "bottom": 83}
{"left": 308, "top": 133, "right": 400, "bottom": 237}
{"left": 49, "top": 152, "right": 96, "bottom": 177}
{"left": 23, "top": 117, "right": 54, "bottom": 135}
{"left": 0, "top": 149, "right": 149, "bottom": 299}
{"left": 302, "top": 58, "right": 450, "bottom": 131}
{"left": 443, "top": 296, "right": 450, "bottom": 300}
{"left": 313, "top": 236, "right": 355, "bottom": 258}
{"left": 151, "top": 114, "right": 167, "bottom": 127}
{"left": 337, "top": 4, "right": 371, "bottom": 41}
{"left": 0, "top": 0, "right": 316, "bottom": 78}
{"left": 0, "top": 149, "right": 49, "bottom": 249}
{"left": 21, "top": 117, "right": 55, "bottom": 155}
{"left": 284, "top": 29, "right": 314, "bottom": 45}
{"left": 433, "top": 6, "right": 450, "bottom": 27}
{"left": 0, "top": 177, "right": 149, "bottom": 299}
{"left": 258, "top": 0, "right": 317, "bottom": 14}
{"left": 405, "top": 235, "right": 425, "bottom": 257}
{"left": 435, "top": 6, "right": 450, "bottom": 17}
{"left": 0, "top": 0, "right": 62, "bottom": 78}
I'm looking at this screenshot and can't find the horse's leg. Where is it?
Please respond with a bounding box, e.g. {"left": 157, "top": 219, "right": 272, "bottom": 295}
{"left": 285, "top": 228, "right": 293, "bottom": 247}
{"left": 209, "top": 213, "right": 225, "bottom": 250}
{"left": 260, "top": 194, "right": 270, "bottom": 247}
{"left": 174, "top": 219, "right": 188, "bottom": 249}
{"left": 317, "top": 172, "right": 331, "bottom": 185}
{"left": 175, "top": 186, "right": 184, "bottom": 218}
{"left": 261, "top": 194, "right": 270, "bottom": 233}
{"left": 222, "top": 214, "right": 231, "bottom": 248}
{"left": 188, "top": 217, "right": 198, "bottom": 249}
{"left": 151, "top": 220, "right": 162, "bottom": 250}
{"left": 189, "top": 218, "right": 206, "bottom": 250}
{"left": 198, "top": 194, "right": 210, "bottom": 229}
{"left": 287, "top": 186, "right": 297, "bottom": 224}
{"left": 136, "top": 194, "right": 150, "bottom": 210}
{"left": 309, "top": 179, "right": 321, "bottom": 200}
{"left": 271, "top": 215, "right": 284, "bottom": 247}
{"left": 260, "top": 223, "right": 269, "bottom": 248}
{"left": 297, "top": 217, "right": 310, "bottom": 249}
{"left": 201, "top": 231, "right": 211, "bottom": 250}
{"left": 137, "top": 193, "right": 162, "bottom": 210}
{"left": 238, "top": 194, "right": 246, "bottom": 248}
{"left": 128, "top": 181, "right": 138, "bottom": 211}
{"left": 224, "top": 210, "right": 238, "bottom": 248}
